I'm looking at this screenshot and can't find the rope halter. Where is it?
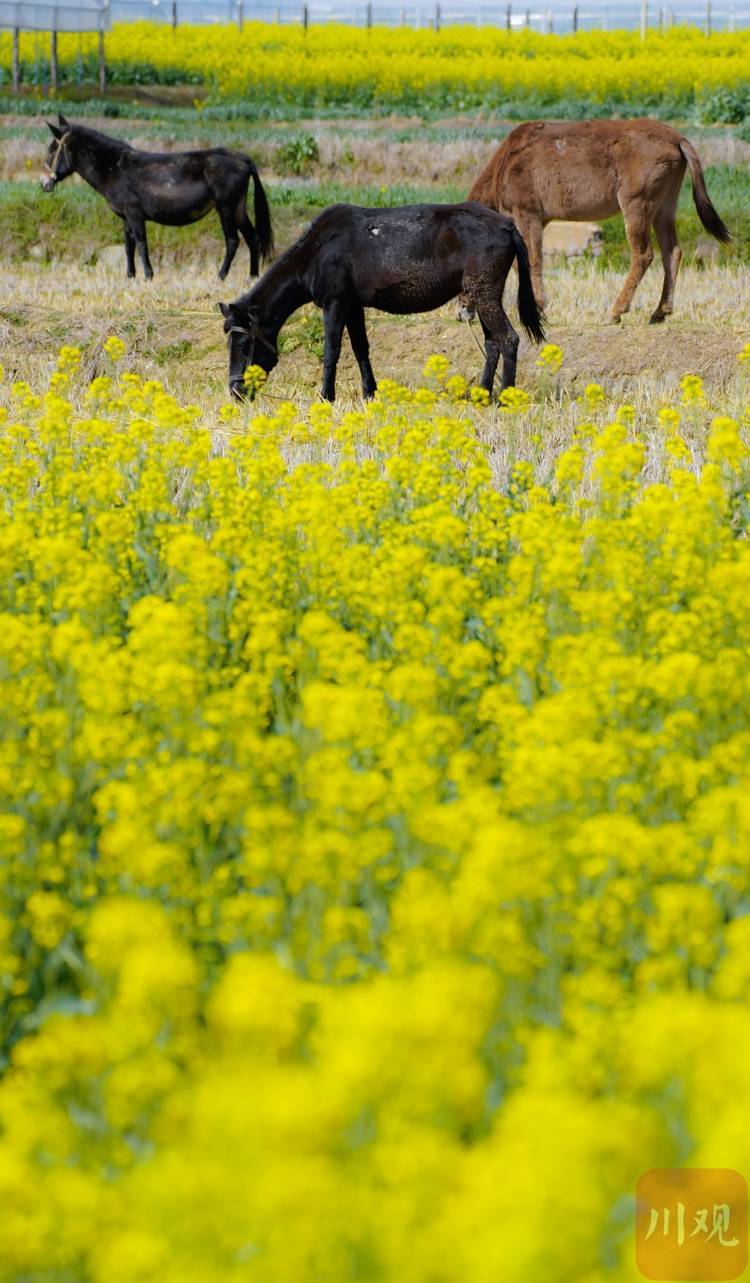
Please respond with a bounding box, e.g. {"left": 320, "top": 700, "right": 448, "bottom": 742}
{"left": 42, "top": 130, "right": 72, "bottom": 184}
{"left": 227, "top": 322, "right": 278, "bottom": 359}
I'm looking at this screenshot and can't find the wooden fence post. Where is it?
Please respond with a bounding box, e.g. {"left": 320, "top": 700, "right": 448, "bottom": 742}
{"left": 706, "top": 0, "right": 711, "bottom": 32}
{"left": 435, "top": 2, "right": 441, "bottom": 29}
{"left": 51, "top": 28, "right": 58, "bottom": 91}
{"left": 572, "top": 4, "right": 578, "bottom": 29}
{"left": 171, "top": 0, "right": 177, "bottom": 27}
{"left": 525, "top": 7, "right": 530, "bottom": 26}
{"left": 302, "top": 1, "right": 308, "bottom": 28}
{"left": 12, "top": 27, "right": 20, "bottom": 93}
{"left": 237, "top": 0, "right": 244, "bottom": 28}
{"left": 506, "top": 3, "right": 511, "bottom": 28}
{"left": 640, "top": 0, "right": 647, "bottom": 38}
{"left": 366, "top": 0, "right": 372, "bottom": 25}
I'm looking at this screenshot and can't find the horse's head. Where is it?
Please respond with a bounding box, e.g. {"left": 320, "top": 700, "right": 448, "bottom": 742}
{"left": 219, "top": 301, "right": 278, "bottom": 400}
{"left": 41, "top": 115, "right": 74, "bottom": 192}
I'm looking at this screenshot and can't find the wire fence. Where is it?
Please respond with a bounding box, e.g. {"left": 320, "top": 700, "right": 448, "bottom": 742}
{"left": 2, "top": 0, "right": 749, "bottom": 34}
{"left": 109, "top": 0, "right": 750, "bottom": 29}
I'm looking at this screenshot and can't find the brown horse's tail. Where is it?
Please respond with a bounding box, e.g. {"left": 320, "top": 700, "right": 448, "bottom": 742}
{"left": 249, "top": 161, "right": 275, "bottom": 263}
{"left": 679, "top": 139, "right": 732, "bottom": 244}
{"left": 511, "top": 224, "right": 545, "bottom": 344}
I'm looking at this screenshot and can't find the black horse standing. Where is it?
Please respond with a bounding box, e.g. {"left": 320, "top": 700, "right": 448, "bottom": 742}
{"left": 42, "top": 114, "right": 274, "bottom": 281}
{"left": 220, "top": 201, "right": 545, "bottom": 402}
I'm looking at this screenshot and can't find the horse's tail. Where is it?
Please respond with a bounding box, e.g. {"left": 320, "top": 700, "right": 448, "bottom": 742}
{"left": 511, "top": 223, "right": 545, "bottom": 343}
{"left": 679, "top": 139, "right": 732, "bottom": 244}
{"left": 248, "top": 160, "right": 275, "bottom": 263}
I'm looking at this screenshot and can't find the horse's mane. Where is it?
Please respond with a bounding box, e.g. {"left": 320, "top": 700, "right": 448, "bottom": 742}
{"left": 236, "top": 210, "right": 332, "bottom": 312}
{"left": 70, "top": 124, "right": 133, "bottom": 153}
{"left": 235, "top": 207, "right": 348, "bottom": 315}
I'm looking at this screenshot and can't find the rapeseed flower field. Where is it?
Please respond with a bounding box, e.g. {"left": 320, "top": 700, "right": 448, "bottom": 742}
{"left": 2, "top": 23, "right": 750, "bottom": 115}
{"left": 2, "top": 343, "right": 750, "bottom": 1278}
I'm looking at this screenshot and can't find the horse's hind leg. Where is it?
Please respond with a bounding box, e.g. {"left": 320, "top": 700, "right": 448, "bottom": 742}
{"left": 321, "top": 301, "right": 347, "bottom": 403}
{"left": 610, "top": 200, "right": 655, "bottom": 322}
{"left": 123, "top": 224, "right": 136, "bottom": 279}
{"left": 346, "top": 304, "right": 377, "bottom": 399}
{"left": 217, "top": 205, "right": 240, "bottom": 281}
{"left": 475, "top": 298, "right": 520, "bottom": 397}
{"left": 128, "top": 212, "right": 153, "bottom": 281}
{"left": 237, "top": 206, "right": 260, "bottom": 278}
{"left": 650, "top": 201, "right": 682, "bottom": 324}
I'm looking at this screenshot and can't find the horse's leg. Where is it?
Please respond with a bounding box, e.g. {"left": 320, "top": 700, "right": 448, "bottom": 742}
{"left": 609, "top": 200, "right": 654, "bottom": 322}
{"left": 128, "top": 212, "right": 153, "bottom": 281}
{"left": 237, "top": 208, "right": 260, "bottom": 278}
{"left": 650, "top": 201, "right": 682, "bottom": 324}
{"left": 474, "top": 300, "right": 519, "bottom": 397}
{"left": 123, "top": 223, "right": 136, "bottom": 279}
{"left": 475, "top": 317, "right": 500, "bottom": 396}
{"left": 321, "top": 302, "right": 346, "bottom": 403}
{"left": 217, "top": 205, "right": 240, "bottom": 281}
{"left": 512, "top": 212, "right": 545, "bottom": 311}
{"left": 346, "top": 304, "right": 377, "bottom": 399}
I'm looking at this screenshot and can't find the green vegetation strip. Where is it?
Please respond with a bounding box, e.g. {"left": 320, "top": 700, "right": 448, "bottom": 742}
{"left": 1, "top": 169, "right": 748, "bottom": 269}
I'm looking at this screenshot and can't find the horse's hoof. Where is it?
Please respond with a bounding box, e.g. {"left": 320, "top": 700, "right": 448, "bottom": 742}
{"left": 608, "top": 314, "right": 622, "bottom": 325}
{"left": 649, "top": 312, "right": 667, "bottom": 324}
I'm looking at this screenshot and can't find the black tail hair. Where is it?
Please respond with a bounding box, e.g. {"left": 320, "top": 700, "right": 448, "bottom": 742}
{"left": 680, "top": 140, "right": 732, "bottom": 245}
{"left": 511, "top": 224, "right": 545, "bottom": 343}
{"left": 250, "top": 162, "right": 275, "bottom": 263}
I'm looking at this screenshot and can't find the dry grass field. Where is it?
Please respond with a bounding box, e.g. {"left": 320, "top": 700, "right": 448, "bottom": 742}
{"left": 4, "top": 254, "right": 749, "bottom": 402}
{"left": 4, "top": 254, "right": 749, "bottom": 490}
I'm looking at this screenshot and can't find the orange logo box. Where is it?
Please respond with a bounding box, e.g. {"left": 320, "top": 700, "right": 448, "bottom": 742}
{"left": 636, "top": 1169, "right": 747, "bottom": 1281}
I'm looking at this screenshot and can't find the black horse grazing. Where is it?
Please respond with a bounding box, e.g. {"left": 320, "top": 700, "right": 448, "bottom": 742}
{"left": 42, "top": 114, "right": 274, "bottom": 281}
{"left": 220, "top": 201, "right": 545, "bottom": 403}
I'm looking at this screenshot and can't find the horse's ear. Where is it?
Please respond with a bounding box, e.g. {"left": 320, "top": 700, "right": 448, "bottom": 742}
{"left": 57, "top": 112, "right": 70, "bottom": 129}
{"left": 47, "top": 120, "right": 63, "bottom": 138}
{"left": 218, "top": 302, "right": 233, "bottom": 319}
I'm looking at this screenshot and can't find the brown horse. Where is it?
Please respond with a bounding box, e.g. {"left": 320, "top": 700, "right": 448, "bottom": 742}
{"left": 468, "top": 119, "right": 731, "bottom": 324}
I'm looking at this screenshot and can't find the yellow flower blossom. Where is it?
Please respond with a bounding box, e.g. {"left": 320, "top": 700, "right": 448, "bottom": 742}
{"left": 103, "top": 336, "right": 126, "bottom": 362}
{"left": 536, "top": 343, "right": 563, "bottom": 373}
